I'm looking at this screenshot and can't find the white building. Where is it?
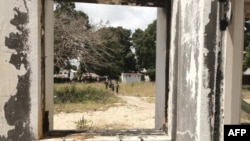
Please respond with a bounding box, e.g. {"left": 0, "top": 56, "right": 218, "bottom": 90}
{"left": 54, "top": 69, "right": 77, "bottom": 80}
{"left": 121, "top": 73, "right": 141, "bottom": 83}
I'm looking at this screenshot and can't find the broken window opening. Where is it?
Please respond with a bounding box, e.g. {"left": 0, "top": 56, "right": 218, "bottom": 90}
{"left": 42, "top": 0, "right": 171, "bottom": 139}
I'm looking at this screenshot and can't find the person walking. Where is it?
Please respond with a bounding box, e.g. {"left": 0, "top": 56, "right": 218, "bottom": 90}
{"left": 104, "top": 78, "right": 109, "bottom": 89}
{"left": 115, "top": 80, "right": 119, "bottom": 94}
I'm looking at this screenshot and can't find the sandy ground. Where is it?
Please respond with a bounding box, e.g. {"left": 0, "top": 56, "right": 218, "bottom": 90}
{"left": 53, "top": 95, "right": 155, "bottom": 130}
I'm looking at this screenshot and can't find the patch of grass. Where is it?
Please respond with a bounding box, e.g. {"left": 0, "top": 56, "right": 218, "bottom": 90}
{"left": 241, "top": 111, "right": 250, "bottom": 123}
{"left": 241, "top": 85, "right": 250, "bottom": 123}
{"left": 54, "top": 82, "right": 122, "bottom": 113}
{"left": 53, "top": 82, "right": 155, "bottom": 113}
{"left": 242, "top": 85, "right": 250, "bottom": 99}
{"left": 118, "top": 82, "right": 155, "bottom": 97}
{"left": 75, "top": 115, "right": 93, "bottom": 130}
{"left": 54, "top": 83, "right": 113, "bottom": 104}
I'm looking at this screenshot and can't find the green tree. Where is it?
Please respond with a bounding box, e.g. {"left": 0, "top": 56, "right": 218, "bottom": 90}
{"left": 115, "top": 27, "right": 136, "bottom": 73}
{"left": 54, "top": 1, "right": 110, "bottom": 77}
{"left": 86, "top": 26, "right": 136, "bottom": 79}
{"left": 54, "top": 1, "right": 90, "bottom": 70}
{"left": 55, "top": 1, "right": 75, "bottom": 13}
{"left": 132, "top": 20, "right": 156, "bottom": 81}
{"left": 54, "top": 2, "right": 136, "bottom": 79}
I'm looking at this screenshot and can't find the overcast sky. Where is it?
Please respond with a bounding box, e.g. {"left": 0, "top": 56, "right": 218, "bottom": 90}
{"left": 75, "top": 3, "right": 157, "bottom": 32}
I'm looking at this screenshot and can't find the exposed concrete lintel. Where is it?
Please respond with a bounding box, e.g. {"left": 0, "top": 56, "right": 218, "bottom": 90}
{"left": 55, "top": 0, "right": 170, "bottom": 7}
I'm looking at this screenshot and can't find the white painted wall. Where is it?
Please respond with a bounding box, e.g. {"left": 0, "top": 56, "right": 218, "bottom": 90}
{"left": 0, "top": 1, "right": 26, "bottom": 137}
{"left": 121, "top": 73, "right": 141, "bottom": 83}
{"left": 0, "top": 0, "right": 42, "bottom": 139}
{"left": 223, "top": 0, "right": 244, "bottom": 125}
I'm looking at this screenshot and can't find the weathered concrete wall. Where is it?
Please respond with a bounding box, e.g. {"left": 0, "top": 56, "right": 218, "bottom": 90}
{"left": 44, "top": 0, "right": 54, "bottom": 131}
{"left": 58, "top": 0, "right": 168, "bottom": 7}
{"left": 169, "top": 0, "right": 224, "bottom": 141}
{"left": 0, "top": 0, "right": 244, "bottom": 140}
{"left": 0, "top": 0, "right": 41, "bottom": 140}
{"left": 155, "top": 7, "right": 167, "bottom": 129}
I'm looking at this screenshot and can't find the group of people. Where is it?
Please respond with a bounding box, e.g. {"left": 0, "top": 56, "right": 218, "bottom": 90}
{"left": 104, "top": 79, "right": 119, "bottom": 93}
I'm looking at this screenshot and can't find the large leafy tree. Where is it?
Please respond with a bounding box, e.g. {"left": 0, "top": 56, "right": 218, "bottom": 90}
{"left": 54, "top": 2, "right": 112, "bottom": 76}
{"left": 54, "top": 2, "right": 139, "bottom": 79}
{"left": 114, "top": 27, "right": 136, "bottom": 73}
{"left": 54, "top": 1, "right": 89, "bottom": 70}
{"left": 88, "top": 26, "right": 137, "bottom": 79}
{"left": 132, "top": 20, "right": 156, "bottom": 80}
{"left": 132, "top": 20, "right": 156, "bottom": 70}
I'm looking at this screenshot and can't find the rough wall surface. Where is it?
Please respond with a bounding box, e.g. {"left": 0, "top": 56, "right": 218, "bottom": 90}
{"left": 0, "top": 0, "right": 40, "bottom": 140}
{"left": 58, "top": 0, "right": 169, "bottom": 7}
{"left": 169, "top": 0, "right": 224, "bottom": 141}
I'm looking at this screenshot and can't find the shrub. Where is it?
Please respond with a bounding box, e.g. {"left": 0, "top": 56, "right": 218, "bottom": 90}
{"left": 146, "top": 68, "right": 155, "bottom": 81}
{"left": 75, "top": 115, "right": 93, "bottom": 130}
{"left": 54, "top": 83, "right": 114, "bottom": 104}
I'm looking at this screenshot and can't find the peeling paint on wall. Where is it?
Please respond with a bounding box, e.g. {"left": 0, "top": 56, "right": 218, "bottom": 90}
{"left": 203, "top": 1, "right": 223, "bottom": 141}
{"left": 175, "top": 0, "right": 203, "bottom": 140}
{"left": 204, "top": 1, "right": 217, "bottom": 140}
{"left": 171, "top": 0, "right": 224, "bottom": 141}
{"left": 0, "top": 0, "right": 35, "bottom": 140}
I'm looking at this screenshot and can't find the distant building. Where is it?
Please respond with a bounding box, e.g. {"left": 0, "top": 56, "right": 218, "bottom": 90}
{"left": 121, "top": 73, "right": 141, "bottom": 83}
{"left": 80, "top": 72, "right": 100, "bottom": 81}
{"left": 243, "top": 68, "right": 250, "bottom": 75}
{"left": 140, "top": 69, "right": 150, "bottom": 82}
{"left": 54, "top": 69, "right": 77, "bottom": 81}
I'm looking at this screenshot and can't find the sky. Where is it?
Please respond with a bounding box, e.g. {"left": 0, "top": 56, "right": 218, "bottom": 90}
{"left": 75, "top": 3, "right": 157, "bottom": 32}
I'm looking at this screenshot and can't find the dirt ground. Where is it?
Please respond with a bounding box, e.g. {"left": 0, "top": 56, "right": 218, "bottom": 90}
{"left": 53, "top": 95, "right": 155, "bottom": 130}
{"left": 241, "top": 98, "right": 250, "bottom": 123}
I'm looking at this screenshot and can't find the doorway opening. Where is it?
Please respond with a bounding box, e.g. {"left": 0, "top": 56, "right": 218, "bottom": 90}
{"left": 43, "top": 0, "right": 170, "bottom": 134}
